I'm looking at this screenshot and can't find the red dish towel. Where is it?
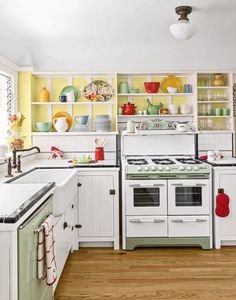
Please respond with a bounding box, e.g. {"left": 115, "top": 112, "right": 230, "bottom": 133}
{"left": 37, "top": 215, "right": 57, "bottom": 285}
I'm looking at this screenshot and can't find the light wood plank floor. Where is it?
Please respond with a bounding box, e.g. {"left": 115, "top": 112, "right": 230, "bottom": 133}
{"left": 55, "top": 247, "right": 236, "bottom": 300}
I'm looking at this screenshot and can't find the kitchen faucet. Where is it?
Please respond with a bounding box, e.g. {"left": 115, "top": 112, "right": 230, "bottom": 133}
{"left": 12, "top": 146, "right": 41, "bottom": 169}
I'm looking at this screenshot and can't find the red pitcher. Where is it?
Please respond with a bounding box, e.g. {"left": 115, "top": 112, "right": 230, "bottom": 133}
{"left": 122, "top": 102, "right": 137, "bottom": 115}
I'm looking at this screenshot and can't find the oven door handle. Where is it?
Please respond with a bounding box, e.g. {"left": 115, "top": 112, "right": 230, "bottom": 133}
{"left": 129, "top": 218, "right": 165, "bottom": 224}
{"left": 171, "top": 183, "right": 207, "bottom": 187}
{"left": 171, "top": 218, "right": 207, "bottom": 223}
{"left": 129, "top": 184, "right": 165, "bottom": 188}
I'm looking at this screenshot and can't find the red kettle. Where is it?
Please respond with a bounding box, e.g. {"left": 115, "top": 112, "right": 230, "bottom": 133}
{"left": 122, "top": 102, "right": 137, "bottom": 115}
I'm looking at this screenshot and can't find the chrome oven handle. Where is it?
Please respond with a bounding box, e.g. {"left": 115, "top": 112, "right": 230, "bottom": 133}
{"left": 171, "top": 218, "right": 207, "bottom": 223}
{"left": 171, "top": 183, "right": 207, "bottom": 187}
{"left": 129, "top": 218, "right": 165, "bottom": 224}
{"left": 129, "top": 184, "right": 165, "bottom": 188}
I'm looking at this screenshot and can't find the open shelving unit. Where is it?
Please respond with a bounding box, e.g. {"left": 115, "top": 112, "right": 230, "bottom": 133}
{"left": 30, "top": 72, "right": 118, "bottom": 136}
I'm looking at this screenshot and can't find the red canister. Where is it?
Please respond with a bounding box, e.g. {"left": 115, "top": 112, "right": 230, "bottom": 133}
{"left": 95, "top": 147, "right": 104, "bottom": 160}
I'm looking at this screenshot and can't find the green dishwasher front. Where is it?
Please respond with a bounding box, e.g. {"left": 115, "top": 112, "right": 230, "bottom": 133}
{"left": 18, "top": 195, "right": 54, "bottom": 300}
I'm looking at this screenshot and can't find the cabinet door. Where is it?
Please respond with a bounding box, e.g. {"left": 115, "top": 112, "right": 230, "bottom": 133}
{"left": 65, "top": 200, "right": 76, "bottom": 250}
{"left": 78, "top": 175, "right": 114, "bottom": 237}
{"left": 218, "top": 173, "right": 236, "bottom": 238}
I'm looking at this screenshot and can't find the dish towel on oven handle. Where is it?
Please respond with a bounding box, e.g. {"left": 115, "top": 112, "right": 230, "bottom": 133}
{"left": 37, "top": 214, "right": 57, "bottom": 285}
{"left": 215, "top": 188, "right": 230, "bottom": 218}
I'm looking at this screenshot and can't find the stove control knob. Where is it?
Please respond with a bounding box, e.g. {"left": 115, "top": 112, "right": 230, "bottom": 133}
{"left": 151, "top": 166, "right": 157, "bottom": 171}
{"left": 187, "top": 166, "right": 192, "bottom": 171}
{"left": 165, "top": 166, "right": 171, "bottom": 171}
{"left": 144, "top": 166, "right": 150, "bottom": 171}
{"left": 137, "top": 166, "right": 143, "bottom": 171}
{"left": 193, "top": 166, "right": 199, "bottom": 171}
{"left": 158, "top": 166, "right": 163, "bottom": 171}
{"left": 179, "top": 166, "right": 185, "bottom": 171}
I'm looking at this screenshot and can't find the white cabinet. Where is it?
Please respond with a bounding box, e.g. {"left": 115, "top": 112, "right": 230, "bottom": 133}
{"left": 77, "top": 170, "right": 119, "bottom": 249}
{"left": 213, "top": 168, "right": 236, "bottom": 248}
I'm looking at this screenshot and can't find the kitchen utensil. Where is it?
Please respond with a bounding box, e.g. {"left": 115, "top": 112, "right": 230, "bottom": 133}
{"left": 53, "top": 117, "right": 69, "bottom": 132}
{"left": 52, "top": 112, "right": 72, "bottom": 129}
{"left": 83, "top": 80, "right": 114, "bottom": 101}
{"left": 146, "top": 99, "right": 164, "bottom": 115}
{"left": 75, "top": 115, "right": 89, "bottom": 125}
{"left": 161, "top": 75, "right": 182, "bottom": 93}
{"left": 61, "top": 86, "right": 79, "bottom": 101}
{"left": 122, "top": 102, "right": 137, "bottom": 115}
{"left": 119, "top": 82, "right": 129, "bottom": 94}
{"left": 39, "top": 87, "right": 50, "bottom": 102}
{"left": 127, "top": 120, "right": 135, "bottom": 133}
{"left": 168, "top": 104, "right": 178, "bottom": 115}
{"left": 59, "top": 95, "right": 67, "bottom": 102}
{"left": 33, "top": 122, "right": 52, "bottom": 132}
{"left": 144, "top": 82, "right": 160, "bottom": 93}
{"left": 166, "top": 87, "right": 179, "bottom": 93}
{"left": 213, "top": 73, "right": 225, "bottom": 86}
{"left": 180, "top": 104, "right": 190, "bottom": 114}
{"left": 95, "top": 138, "right": 106, "bottom": 147}
{"left": 173, "top": 121, "right": 192, "bottom": 132}
{"left": 95, "top": 147, "right": 104, "bottom": 160}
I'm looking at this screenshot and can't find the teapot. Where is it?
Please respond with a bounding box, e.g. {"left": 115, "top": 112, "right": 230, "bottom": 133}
{"left": 173, "top": 121, "right": 192, "bottom": 132}
{"left": 122, "top": 102, "right": 137, "bottom": 115}
{"left": 53, "top": 117, "right": 68, "bottom": 132}
{"left": 146, "top": 99, "right": 164, "bottom": 115}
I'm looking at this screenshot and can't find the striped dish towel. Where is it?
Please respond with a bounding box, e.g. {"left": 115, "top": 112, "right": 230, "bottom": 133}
{"left": 37, "top": 215, "right": 57, "bottom": 286}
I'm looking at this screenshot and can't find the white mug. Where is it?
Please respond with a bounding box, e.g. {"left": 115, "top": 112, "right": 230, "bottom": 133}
{"left": 180, "top": 104, "right": 190, "bottom": 114}
{"left": 169, "top": 105, "right": 178, "bottom": 115}
{"left": 65, "top": 91, "right": 75, "bottom": 102}
{"left": 208, "top": 150, "right": 216, "bottom": 161}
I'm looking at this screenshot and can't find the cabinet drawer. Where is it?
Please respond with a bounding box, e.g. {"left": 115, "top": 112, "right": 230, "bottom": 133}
{"left": 126, "top": 216, "right": 168, "bottom": 237}
{"left": 168, "top": 216, "right": 210, "bottom": 237}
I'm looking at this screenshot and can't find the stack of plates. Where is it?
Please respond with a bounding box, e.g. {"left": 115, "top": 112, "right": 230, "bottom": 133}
{"left": 94, "top": 115, "right": 112, "bottom": 132}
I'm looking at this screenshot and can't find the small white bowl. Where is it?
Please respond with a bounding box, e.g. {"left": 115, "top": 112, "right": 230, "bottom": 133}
{"left": 167, "top": 87, "right": 178, "bottom": 93}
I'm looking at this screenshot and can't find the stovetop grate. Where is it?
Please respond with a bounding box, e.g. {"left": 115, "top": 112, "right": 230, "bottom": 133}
{"left": 176, "top": 158, "right": 203, "bottom": 165}
{"left": 152, "top": 158, "right": 175, "bottom": 165}
{"left": 127, "top": 159, "right": 148, "bottom": 165}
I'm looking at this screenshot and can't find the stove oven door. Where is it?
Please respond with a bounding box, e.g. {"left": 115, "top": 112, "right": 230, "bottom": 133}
{"left": 126, "top": 180, "right": 167, "bottom": 215}
{"left": 168, "top": 179, "right": 210, "bottom": 215}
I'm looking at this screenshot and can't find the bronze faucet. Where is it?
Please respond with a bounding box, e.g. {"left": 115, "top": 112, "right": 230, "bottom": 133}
{"left": 12, "top": 146, "right": 41, "bottom": 169}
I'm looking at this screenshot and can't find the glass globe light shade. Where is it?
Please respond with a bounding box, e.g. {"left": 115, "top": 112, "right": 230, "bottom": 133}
{"left": 169, "top": 20, "right": 197, "bottom": 40}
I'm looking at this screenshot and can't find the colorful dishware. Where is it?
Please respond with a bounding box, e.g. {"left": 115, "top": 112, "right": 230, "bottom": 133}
{"left": 161, "top": 75, "right": 182, "bottom": 93}
{"left": 144, "top": 82, "right": 160, "bottom": 93}
{"left": 52, "top": 112, "right": 72, "bottom": 130}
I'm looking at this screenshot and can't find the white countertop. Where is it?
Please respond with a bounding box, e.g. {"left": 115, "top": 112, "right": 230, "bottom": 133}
{"left": 207, "top": 157, "right": 236, "bottom": 166}
{"left": 0, "top": 183, "right": 50, "bottom": 217}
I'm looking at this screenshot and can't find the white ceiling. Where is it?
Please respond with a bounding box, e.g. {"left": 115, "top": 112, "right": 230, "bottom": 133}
{"left": 0, "top": 0, "right": 235, "bottom": 71}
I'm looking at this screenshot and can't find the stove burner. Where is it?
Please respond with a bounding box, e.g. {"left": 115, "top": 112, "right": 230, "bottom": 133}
{"left": 176, "top": 158, "right": 203, "bottom": 165}
{"left": 152, "top": 159, "right": 175, "bottom": 165}
{"left": 127, "top": 159, "right": 148, "bottom": 165}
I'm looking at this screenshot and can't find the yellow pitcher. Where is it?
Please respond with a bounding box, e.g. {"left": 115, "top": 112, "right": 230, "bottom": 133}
{"left": 39, "top": 87, "right": 50, "bottom": 102}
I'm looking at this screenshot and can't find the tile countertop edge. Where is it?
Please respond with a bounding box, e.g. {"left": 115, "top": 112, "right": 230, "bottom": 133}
{"left": 0, "top": 182, "right": 55, "bottom": 224}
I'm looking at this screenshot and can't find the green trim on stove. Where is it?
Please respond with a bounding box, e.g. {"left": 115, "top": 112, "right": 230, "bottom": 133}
{"left": 126, "top": 237, "right": 211, "bottom": 250}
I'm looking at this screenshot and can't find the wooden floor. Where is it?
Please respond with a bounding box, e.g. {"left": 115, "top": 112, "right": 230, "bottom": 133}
{"left": 55, "top": 247, "right": 236, "bottom": 300}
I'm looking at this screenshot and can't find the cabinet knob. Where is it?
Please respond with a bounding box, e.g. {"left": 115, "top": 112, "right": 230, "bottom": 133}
{"left": 75, "top": 224, "right": 82, "bottom": 229}
{"left": 77, "top": 183, "right": 82, "bottom": 187}
{"left": 71, "top": 204, "right": 74, "bottom": 209}
{"left": 109, "top": 189, "right": 115, "bottom": 195}
{"left": 63, "top": 222, "right": 68, "bottom": 230}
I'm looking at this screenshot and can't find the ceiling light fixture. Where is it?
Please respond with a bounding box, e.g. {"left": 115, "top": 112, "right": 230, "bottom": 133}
{"left": 169, "top": 6, "right": 197, "bottom": 40}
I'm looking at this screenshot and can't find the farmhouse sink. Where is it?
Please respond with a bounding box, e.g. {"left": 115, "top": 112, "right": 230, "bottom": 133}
{"left": 8, "top": 168, "right": 78, "bottom": 216}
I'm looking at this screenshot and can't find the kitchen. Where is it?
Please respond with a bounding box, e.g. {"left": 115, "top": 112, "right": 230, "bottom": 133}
{"left": 0, "top": 0, "right": 236, "bottom": 299}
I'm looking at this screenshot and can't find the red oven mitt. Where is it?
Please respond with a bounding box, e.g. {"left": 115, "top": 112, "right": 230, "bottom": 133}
{"left": 215, "top": 189, "right": 230, "bottom": 217}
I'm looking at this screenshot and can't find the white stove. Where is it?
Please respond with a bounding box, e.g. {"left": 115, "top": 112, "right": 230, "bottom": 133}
{"left": 121, "top": 132, "right": 212, "bottom": 251}
{"left": 124, "top": 156, "right": 210, "bottom": 179}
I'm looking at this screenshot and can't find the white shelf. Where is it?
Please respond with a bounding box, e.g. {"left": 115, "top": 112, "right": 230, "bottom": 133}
{"left": 198, "top": 130, "right": 234, "bottom": 134}
{"left": 118, "top": 114, "right": 194, "bottom": 118}
{"left": 198, "top": 116, "right": 231, "bottom": 118}
{"left": 197, "top": 86, "right": 230, "bottom": 89}
{"left": 198, "top": 100, "right": 231, "bottom": 103}
{"left": 117, "top": 93, "right": 192, "bottom": 97}
{"left": 31, "top": 131, "right": 118, "bottom": 136}
{"left": 31, "top": 101, "right": 116, "bottom": 105}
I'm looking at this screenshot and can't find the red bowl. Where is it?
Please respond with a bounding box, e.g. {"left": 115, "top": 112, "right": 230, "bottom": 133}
{"left": 144, "top": 82, "right": 160, "bottom": 93}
